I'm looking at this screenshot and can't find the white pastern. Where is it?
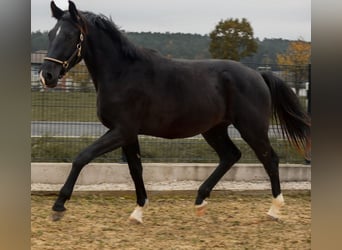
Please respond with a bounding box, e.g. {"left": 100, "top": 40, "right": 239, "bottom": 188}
{"left": 128, "top": 199, "right": 148, "bottom": 224}
{"left": 195, "top": 200, "right": 208, "bottom": 209}
{"left": 195, "top": 200, "right": 208, "bottom": 216}
{"left": 267, "top": 193, "right": 285, "bottom": 219}
{"left": 129, "top": 206, "right": 144, "bottom": 224}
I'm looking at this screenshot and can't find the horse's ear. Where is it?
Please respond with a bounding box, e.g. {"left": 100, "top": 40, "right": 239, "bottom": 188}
{"left": 68, "top": 0, "right": 81, "bottom": 23}
{"left": 51, "top": 1, "right": 64, "bottom": 20}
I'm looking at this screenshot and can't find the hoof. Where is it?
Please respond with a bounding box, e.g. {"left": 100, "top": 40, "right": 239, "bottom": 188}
{"left": 128, "top": 206, "right": 144, "bottom": 224}
{"left": 128, "top": 216, "right": 143, "bottom": 224}
{"left": 195, "top": 200, "right": 208, "bottom": 216}
{"left": 266, "top": 214, "right": 282, "bottom": 222}
{"left": 267, "top": 207, "right": 282, "bottom": 220}
{"left": 51, "top": 211, "right": 65, "bottom": 221}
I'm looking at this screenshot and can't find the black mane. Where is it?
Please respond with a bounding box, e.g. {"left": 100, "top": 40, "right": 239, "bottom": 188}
{"left": 80, "top": 11, "right": 157, "bottom": 61}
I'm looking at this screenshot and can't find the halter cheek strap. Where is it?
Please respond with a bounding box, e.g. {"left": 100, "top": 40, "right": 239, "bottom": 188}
{"left": 44, "top": 33, "right": 84, "bottom": 70}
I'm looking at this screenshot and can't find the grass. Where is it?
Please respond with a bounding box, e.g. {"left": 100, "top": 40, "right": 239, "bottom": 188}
{"left": 31, "top": 91, "right": 307, "bottom": 163}
{"left": 31, "top": 136, "right": 303, "bottom": 163}
{"left": 31, "top": 91, "right": 308, "bottom": 123}
{"left": 32, "top": 91, "right": 98, "bottom": 122}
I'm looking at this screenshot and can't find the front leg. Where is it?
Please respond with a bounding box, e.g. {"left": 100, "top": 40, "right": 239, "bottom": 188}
{"left": 122, "top": 139, "right": 148, "bottom": 224}
{"left": 52, "top": 129, "right": 126, "bottom": 221}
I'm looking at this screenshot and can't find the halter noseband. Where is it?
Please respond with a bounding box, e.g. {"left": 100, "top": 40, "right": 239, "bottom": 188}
{"left": 44, "top": 33, "right": 84, "bottom": 71}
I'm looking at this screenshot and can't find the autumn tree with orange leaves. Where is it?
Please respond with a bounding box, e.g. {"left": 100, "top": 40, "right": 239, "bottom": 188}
{"left": 277, "top": 39, "right": 311, "bottom": 95}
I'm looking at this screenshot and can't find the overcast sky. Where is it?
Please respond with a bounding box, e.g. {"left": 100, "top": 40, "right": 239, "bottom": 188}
{"left": 31, "top": 0, "right": 311, "bottom": 41}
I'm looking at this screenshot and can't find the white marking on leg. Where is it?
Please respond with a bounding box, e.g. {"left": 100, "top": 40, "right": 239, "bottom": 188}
{"left": 267, "top": 193, "right": 285, "bottom": 219}
{"left": 128, "top": 199, "right": 148, "bottom": 224}
{"left": 129, "top": 206, "right": 144, "bottom": 224}
{"left": 195, "top": 200, "right": 208, "bottom": 209}
{"left": 195, "top": 200, "right": 208, "bottom": 216}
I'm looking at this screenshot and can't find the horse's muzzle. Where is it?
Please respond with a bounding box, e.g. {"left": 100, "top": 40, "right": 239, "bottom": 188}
{"left": 39, "top": 67, "right": 61, "bottom": 88}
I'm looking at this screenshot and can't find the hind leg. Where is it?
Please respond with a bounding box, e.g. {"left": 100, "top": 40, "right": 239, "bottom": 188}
{"left": 236, "top": 123, "right": 284, "bottom": 219}
{"left": 256, "top": 145, "right": 284, "bottom": 219}
{"left": 195, "top": 124, "right": 241, "bottom": 215}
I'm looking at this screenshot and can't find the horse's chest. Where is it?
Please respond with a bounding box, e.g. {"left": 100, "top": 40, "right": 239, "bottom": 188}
{"left": 96, "top": 98, "right": 120, "bottom": 128}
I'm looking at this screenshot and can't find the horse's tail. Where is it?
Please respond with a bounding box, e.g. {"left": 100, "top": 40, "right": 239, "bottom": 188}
{"left": 261, "top": 71, "right": 311, "bottom": 153}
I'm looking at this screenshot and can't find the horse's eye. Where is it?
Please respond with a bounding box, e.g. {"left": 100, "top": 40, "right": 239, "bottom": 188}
{"left": 64, "top": 33, "right": 73, "bottom": 40}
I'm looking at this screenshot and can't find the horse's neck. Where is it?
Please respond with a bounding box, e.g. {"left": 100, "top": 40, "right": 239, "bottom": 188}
{"left": 83, "top": 33, "right": 125, "bottom": 88}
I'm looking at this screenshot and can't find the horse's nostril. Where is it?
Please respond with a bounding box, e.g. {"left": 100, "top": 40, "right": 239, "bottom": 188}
{"left": 46, "top": 72, "right": 53, "bottom": 81}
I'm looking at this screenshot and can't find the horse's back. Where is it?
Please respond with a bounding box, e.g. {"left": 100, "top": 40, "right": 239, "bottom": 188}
{"left": 194, "top": 59, "right": 272, "bottom": 132}
{"left": 137, "top": 58, "right": 227, "bottom": 137}
{"left": 181, "top": 59, "right": 271, "bottom": 123}
{"left": 138, "top": 58, "right": 271, "bottom": 138}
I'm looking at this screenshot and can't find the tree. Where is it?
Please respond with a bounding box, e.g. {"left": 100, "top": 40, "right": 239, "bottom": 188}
{"left": 209, "top": 18, "right": 258, "bottom": 61}
{"left": 277, "top": 39, "right": 311, "bottom": 94}
{"left": 31, "top": 31, "right": 49, "bottom": 52}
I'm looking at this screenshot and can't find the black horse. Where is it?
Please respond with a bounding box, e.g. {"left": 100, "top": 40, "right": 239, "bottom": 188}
{"left": 40, "top": 1, "right": 310, "bottom": 223}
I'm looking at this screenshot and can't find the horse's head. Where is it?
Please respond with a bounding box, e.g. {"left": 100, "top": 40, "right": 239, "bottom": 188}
{"left": 40, "top": 1, "right": 86, "bottom": 88}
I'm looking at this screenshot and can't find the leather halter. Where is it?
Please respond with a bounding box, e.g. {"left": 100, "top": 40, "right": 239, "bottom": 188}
{"left": 44, "top": 33, "right": 84, "bottom": 71}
